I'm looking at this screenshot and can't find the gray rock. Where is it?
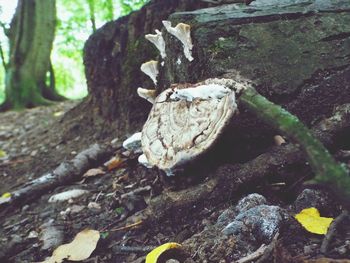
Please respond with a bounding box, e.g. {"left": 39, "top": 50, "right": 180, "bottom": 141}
{"left": 216, "top": 193, "right": 267, "bottom": 227}
{"left": 294, "top": 188, "right": 334, "bottom": 213}
{"left": 235, "top": 193, "right": 267, "bottom": 214}
{"left": 216, "top": 207, "right": 236, "bottom": 227}
{"left": 39, "top": 221, "right": 64, "bottom": 250}
{"left": 223, "top": 205, "right": 287, "bottom": 243}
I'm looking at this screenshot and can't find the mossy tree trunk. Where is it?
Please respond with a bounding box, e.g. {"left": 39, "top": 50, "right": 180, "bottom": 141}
{"left": 1, "top": 0, "right": 63, "bottom": 111}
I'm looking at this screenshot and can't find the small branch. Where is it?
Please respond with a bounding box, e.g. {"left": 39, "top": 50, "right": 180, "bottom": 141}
{"left": 110, "top": 220, "right": 143, "bottom": 232}
{"left": 0, "top": 40, "right": 7, "bottom": 71}
{"left": 110, "top": 245, "right": 155, "bottom": 254}
{"left": 256, "top": 232, "right": 279, "bottom": 263}
{"left": 237, "top": 244, "right": 268, "bottom": 263}
{"left": 0, "top": 144, "right": 113, "bottom": 211}
{"left": 320, "top": 210, "right": 349, "bottom": 254}
{"left": 239, "top": 87, "right": 350, "bottom": 201}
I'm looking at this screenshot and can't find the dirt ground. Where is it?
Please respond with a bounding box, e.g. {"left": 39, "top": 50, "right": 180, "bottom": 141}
{"left": 0, "top": 101, "right": 349, "bottom": 263}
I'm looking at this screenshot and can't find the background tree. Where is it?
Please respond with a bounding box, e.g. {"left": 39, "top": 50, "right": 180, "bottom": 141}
{"left": 0, "top": 0, "right": 150, "bottom": 110}
{"left": 1, "top": 0, "right": 61, "bottom": 110}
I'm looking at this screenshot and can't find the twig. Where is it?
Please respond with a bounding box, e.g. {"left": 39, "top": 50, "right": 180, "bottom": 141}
{"left": 237, "top": 232, "right": 279, "bottom": 263}
{"left": 236, "top": 244, "right": 268, "bottom": 263}
{"left": 0, "top": 144, "right": 113, "bottom": 211}
{"left": 99, "top": 212, "right": 130, "bottom": 232}
{"left": 320, "top": 210, "right": 349, "bottom": 254}
{"left": 110, "top": 220, "right": 143, "bottom": 232}
{"left": 3, "top": 218, "right": 29, "bottom": 231}
{"left": 110, "top": 245, "right": 155, "bottom": 254}
{"left": 256, "top": 232, "right": 279, "bottom": 263}
{"left": 0, "top": 158, "right": 31, "bottom": 168}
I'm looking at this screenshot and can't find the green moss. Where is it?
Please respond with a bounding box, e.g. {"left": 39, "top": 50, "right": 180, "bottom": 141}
{"left": 240, "top": 87, "right": 350, "bottom": 201}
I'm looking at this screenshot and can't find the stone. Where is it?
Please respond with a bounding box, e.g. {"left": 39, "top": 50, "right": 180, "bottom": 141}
{"left": 223, "top": 205, "right": 287, "bottom": 243}
{"left": 294, "top": 188, "right": 335, "bottom": 215}
{"left": 235, "top": 193, "right": 267, "bottom": 213}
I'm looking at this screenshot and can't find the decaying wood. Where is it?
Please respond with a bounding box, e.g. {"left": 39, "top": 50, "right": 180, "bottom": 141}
{"left": 141, "top": 79, "right": 241, "bottom": 173}
{"left": 0, "top": 143, "right": 114, "bottom": 211}
{"left": 130, "top": 104, "right": 350, "bottom": 224}
{"left": 320, "top": 210, "right": 350, "bottom": 255}
{"left": 236, "top": 244, "right": 267, "bottom": 263}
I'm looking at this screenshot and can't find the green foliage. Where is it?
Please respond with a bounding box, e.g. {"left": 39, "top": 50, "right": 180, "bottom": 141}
{"left": 0, "top": 0, "right": 150, "bottom": 104}
{"left": 120, "top": 0, "right": 149, "bottom": 15}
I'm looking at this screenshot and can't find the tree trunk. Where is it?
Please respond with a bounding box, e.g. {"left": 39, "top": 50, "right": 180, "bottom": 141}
{"left": 82, "top": 0, "right": 212, "bottom": 134}
{"left": 87, "top": 0, "right": 97, "bottom": 33}
{"left": 82, "top": 0, "right": 350, "bottom": 141}
{"left": 1, "top": 0, "right": 61, "bottom": 110}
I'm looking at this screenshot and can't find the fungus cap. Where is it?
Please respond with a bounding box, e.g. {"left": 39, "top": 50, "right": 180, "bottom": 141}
{"left": 145, "top": 29, "right": 166, "bottom": 59}
{"left": 137, "top": 87, "right": 157, "bottom": 104}
{"left": 162, "top": 21, "right": 193, "bottom": 61}
{"left": 140, "top": 60, "right": 159, "bottom": 85}
{"left": 141, "top": 78, "right": 243, "bottom": 174}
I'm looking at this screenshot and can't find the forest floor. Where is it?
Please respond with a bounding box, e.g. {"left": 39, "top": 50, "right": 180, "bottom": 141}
{"left": 0, "top": 100, "right": 350, "bottom": 263}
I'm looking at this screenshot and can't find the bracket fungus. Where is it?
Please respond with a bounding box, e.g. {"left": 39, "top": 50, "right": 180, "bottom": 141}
{"left": 141, "top": 78, "right": 244, "bottom": 175}
{"left": 137, "top": 87, "right": 157, "bottom": 104}
{"left": 140, "top": 60, "right": 159, "bottom": 85}
{"left": 145, "top": 29, "right": 166, "bottom": 59}
{"left": 162, "top": 20, "right": 194, "bottom": 62}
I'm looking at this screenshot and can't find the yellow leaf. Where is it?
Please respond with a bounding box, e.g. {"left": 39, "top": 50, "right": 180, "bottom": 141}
{"left": 1, "top": 192, "right": 11, "bottom": 198}
{"left": 146, "top": 242, "right": 182, "bottom": 263}
{"left": 295, "top": 207, "right": 333, "bottom": 235}
{"left": 0, "top": 150, "right": 7, "bottom": 158}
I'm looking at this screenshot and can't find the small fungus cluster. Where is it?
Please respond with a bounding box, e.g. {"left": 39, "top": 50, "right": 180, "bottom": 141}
{"left": 137, "top": 20, "right": 194, "bottom": 107}
{"left": 131, "top": 20, "right": 255, "bottom": 175}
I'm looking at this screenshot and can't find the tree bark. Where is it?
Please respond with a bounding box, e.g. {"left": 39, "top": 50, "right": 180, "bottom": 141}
{"left": 82, "top": 0, "right": 212, "bottom": 134}
{"left": 1, "top": 0, "right": 62, "bottom": 111}
{"left": 82, "top": 0, "right": 350, "bottom": 139}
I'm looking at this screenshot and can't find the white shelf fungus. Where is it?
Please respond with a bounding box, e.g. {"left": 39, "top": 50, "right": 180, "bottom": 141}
{"left": 141, "top": 78, "right": 243, "bottom": 175}
{"left": 122, "top": 132, "right": 142, "bottom": 152}
{"left": 137, "top": 87, "right": 157, "bottom": 104}
{"left": 145, "top": 29, "right": 166, "bottom": 59}
{"left": 138, "top": 154, "right": 153, "bottom": 168}
{"left": 162, "top": 20, "right": 194, "bottom": 62}
{"left": 140, "top": 60, "right": 159, "bottom": 85}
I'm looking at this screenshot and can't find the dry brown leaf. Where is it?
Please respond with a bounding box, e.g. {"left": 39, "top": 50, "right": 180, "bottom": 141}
{"left": 42, "top": 229, "right": 100, "bottom": 263}
{"left": 83, "top": 168, "right": 106, "bottom": 178}
{"left": 104, "top": 156, "right": 125, "bottom": 171}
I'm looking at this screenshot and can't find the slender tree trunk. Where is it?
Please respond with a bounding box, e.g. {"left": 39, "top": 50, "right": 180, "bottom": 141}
{"left": 1, "top": 0, "right": 62, "bottom": 110}
{"left": 87, "top": 0, "right": 97, "bottom": 33}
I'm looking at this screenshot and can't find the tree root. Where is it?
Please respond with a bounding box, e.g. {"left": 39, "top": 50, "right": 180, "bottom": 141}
{"left": 128, "top": 103, "right": 350, "bottom": 224}
{"left": 320, "top": 210, "right": 349, "bottom": 255}
{"left": 0, "top": 143, "right": 114, "bottom": 212}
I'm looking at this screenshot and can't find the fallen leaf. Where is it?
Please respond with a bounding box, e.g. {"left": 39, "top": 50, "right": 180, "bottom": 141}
{"left": 0, "top": 192, "right": 11, "bottom": 205}
{"left": 83, "top": 168, "right": 105, "bottom": 178}
{"left": 0, "top": 149, "right": 7, "bottom": 158}
{"left": 43, "top": 229, "right": 100, "bottom": 263}
{"left": 1, "top": 192, "right": 11, "bottom": 198}
{"left": 295, "top": 207, "right": 333, "bottom": 235}
{"left": 146, "top": 242, "right": 183, "bottom": 263}
{"left": 104, "top": 156, "right": 125, "bottom": 171}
